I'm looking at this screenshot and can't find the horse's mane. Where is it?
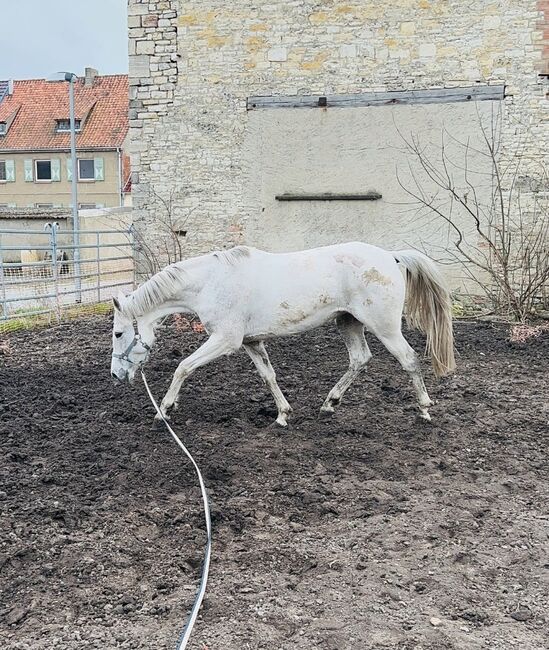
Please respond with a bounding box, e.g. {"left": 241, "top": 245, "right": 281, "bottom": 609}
{"left": 212, "top": 245, "right": 251, "bottom": 266}
{"left": 123, "top": 263, "right": 186, "bottom": 318}
{"left": 122, "top": 247, "right": 252, "bottom": 318}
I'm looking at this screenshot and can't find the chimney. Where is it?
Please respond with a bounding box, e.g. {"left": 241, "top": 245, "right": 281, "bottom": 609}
{"left": 84, "top": 67, "right": 98, "bottom": 88}
{"left": 7, "top": 79, "right": 13, "bottom": 95}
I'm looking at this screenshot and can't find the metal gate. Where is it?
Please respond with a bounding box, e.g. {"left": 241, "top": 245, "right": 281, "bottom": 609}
{"left": 0, "top": 223, "right": 135, "bottom": 331}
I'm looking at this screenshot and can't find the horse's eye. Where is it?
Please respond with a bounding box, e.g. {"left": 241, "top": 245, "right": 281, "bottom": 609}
{"left": 114, "top": 332, "right": 123, "bottom": 339}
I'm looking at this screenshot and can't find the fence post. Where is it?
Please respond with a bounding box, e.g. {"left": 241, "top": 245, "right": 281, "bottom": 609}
{"left": 45, "top": 222, "right": 61, "bottom": 322}
{"left": 96, "top": 231, "right": 101, "bottom": 303}
{"left": 0, "top": 233, "right": 7, "bottom": 320}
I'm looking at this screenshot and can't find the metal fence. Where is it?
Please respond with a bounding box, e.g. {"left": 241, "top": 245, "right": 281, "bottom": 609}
{"left": 0, "top": 222, "right": 135, "bottom": 330}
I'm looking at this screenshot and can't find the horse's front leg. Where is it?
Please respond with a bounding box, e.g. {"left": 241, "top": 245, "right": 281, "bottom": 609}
{"left": 155, "top": 333, "right": 241, "bottom": 423}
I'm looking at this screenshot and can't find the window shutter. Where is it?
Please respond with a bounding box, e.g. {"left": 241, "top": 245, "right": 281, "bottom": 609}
{"left": 51, "top": 159, "right": 61, "bottom": 181}
{"left": 24, "top": 159, "right": 33, "bottom": 181}
{"left": 94, "top": 157, "right": 104, "bottom": 181}
{"left": 66, "top": 158, "right": 73, "bottom": 181}
{"left": 5, "top": 160, "right": 15, "bottom": 182}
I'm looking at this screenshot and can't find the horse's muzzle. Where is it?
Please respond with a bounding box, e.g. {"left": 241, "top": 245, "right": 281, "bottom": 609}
{"left": 111, "top": 369, "right": 127, "bottom": 383}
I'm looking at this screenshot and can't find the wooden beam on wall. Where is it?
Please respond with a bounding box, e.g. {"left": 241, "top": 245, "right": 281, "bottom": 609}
{"left": 275, "top": 192, "right": 382, "bottom": 201}
{"left": 248, "top": 85, "right": 505, "bottom": 110}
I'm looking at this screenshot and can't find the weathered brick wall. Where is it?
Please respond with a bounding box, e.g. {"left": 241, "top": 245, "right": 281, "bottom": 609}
{"left": 128, "top": 0, "right": 548, "bottom": 274}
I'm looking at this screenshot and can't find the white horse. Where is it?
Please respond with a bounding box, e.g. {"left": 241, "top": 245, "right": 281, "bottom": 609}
{"left": 111, "top": 242, "right": 455, "bottom": 425}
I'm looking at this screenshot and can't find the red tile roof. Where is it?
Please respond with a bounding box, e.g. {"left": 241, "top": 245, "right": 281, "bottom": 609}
{"left": 0, "top": 75, "right": 128, "bottom": 151}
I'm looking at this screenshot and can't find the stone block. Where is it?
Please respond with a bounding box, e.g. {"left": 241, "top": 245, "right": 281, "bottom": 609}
{"left": 375, "top": 46, "right": 389, "bottom": 61}
{"left": 129, "top": 54, "right": 151, "bottom": 77}
{"left": 340, "top": 44, "right": 357, "bottom": 58}
{"left": 419, "top": 43, "right": 436, "bottom": 58}
{"left": 128, "top": 3, "right": 148, "bottom": 16}
{"left": 483, "top": 15, "right": 501, "bottom": 29}
{"left": 142, "top": 14, "right": 159, "bottom": 27}
{"left": 136, "top": 40, "right": 155, "bottom": 55}
{"left": 400, "top": 22, "right": 415, "bottom": 36}
{"left": 268, "top": 46, "right": 288, "bottom": 62}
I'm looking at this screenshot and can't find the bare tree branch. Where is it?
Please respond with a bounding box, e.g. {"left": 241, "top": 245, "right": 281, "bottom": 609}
{"left": 398, "top": 111, "right": 549, "bottom": 322}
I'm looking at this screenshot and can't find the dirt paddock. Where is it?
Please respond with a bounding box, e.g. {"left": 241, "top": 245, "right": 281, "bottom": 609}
{"left": 0, "top": 316, "right": 548, "bottom": 649}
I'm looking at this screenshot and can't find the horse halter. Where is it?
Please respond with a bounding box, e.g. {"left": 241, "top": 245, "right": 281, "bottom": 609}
{"left": 112, "top": 334, "right": 151, "bottom": 365}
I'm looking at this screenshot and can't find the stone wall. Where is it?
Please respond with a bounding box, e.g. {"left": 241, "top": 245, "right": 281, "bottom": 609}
{"left": 128, "top": 0, "right": 549, "bottom": 288}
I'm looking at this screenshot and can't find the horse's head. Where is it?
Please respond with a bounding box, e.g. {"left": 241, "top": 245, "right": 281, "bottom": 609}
{"left": 110, "top": 293, "right": 153, "bottom": 384}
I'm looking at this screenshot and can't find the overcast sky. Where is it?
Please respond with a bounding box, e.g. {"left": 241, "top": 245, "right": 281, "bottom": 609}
{"left": 1, "top": 0, "right": 128, "bottom": 80}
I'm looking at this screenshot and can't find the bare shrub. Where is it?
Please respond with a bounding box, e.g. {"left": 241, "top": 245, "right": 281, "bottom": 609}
{"left": 133, "top": 187, "right": 194, "bottom": 278}
{"left": 398, "top": 111, "right": 548, "bottom": 322}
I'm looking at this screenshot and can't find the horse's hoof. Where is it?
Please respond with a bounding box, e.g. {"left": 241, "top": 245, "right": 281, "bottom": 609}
{"left": 152, "top": 415, "right": 168, "bottom": 431}
{"left": 319, "top": 405, "right": 335, "bottom": 417}
{"left": 416, "top": 411, "right": 432, "bottom": 423}
{"left": 269, "top": 419, "right": 288, "bottom": 430}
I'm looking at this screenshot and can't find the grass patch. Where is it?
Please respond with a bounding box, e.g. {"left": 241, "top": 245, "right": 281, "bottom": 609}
{"left": 1, "top": 302, "right": 113, "bottom": 334}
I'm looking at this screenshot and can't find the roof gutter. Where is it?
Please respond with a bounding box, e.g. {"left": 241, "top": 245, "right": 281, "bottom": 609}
{"left": 0, "top": 146, "right": 120, "bottom": 154}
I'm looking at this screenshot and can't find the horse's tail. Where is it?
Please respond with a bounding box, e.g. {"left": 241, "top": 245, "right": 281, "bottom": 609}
{"left": 392, "top": 249, "right": 456, "bottom": 377}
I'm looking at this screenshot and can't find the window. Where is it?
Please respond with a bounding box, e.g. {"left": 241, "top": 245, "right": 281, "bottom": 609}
{"left": 79, "top": 203, "right": 96, "bottom": 209}
{"left": 56, "top": 119, "right": 81, "bottom": 132}
{"left": 0, "top": 123, "right": 6, "bottom": 136}
{"left": 35, "top": 203, "right": 53, "bottom": 208}
{"left": 35, "top": 160, "right": 52, "bottom": 181}
{"left": 78, "top": 159, "right": 95, "bottom": 180}
{"left": 0, "top": 159, "right": 15, "bottom": 182}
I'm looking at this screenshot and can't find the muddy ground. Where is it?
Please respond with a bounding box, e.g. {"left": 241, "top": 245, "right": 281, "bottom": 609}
{"left": 0, "top": 316, "right": 548, "bottom": 650}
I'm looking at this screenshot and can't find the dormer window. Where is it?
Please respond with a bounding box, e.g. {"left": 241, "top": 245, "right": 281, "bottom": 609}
{"left": 56, "top": 119, "right": 81, "bottom": 133}
{"left": 0, "top": 123, "right": 6, "bottom": 136}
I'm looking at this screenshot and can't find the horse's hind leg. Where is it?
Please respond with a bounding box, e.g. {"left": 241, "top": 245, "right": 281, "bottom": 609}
{"left": 244, "top": 341, "right": 292, "bottom": 427}
{"left": 375, "top": 329, "right": 433, "bottom": 421}
{"left": 321, "top": 313, "right": 372, "bottom": 415}
{"left": 156, "top": 332, "right": 240, "bottom": 423}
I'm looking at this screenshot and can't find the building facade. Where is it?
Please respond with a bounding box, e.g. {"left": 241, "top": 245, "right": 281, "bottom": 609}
{"left": 127, "top": 0, "right": 548, "bottom": 287}
{"left": 0, "top": 70, "right": 130, "bottom": 210}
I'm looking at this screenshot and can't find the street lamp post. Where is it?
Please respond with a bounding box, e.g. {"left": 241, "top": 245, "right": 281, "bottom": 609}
{"left": 48, "top": 71, "right": 81, "bottom": 302}
{"left": 64, "top": 72, "right": 81, "bottom": 303}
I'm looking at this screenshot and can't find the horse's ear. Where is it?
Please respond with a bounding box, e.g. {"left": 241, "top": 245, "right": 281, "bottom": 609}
{"left": 113, "top": 291, "right": 126, "bottom": 313}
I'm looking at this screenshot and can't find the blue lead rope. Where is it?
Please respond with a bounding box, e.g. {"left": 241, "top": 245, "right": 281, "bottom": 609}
{"left": 141, "top": 370, "right": 212, "bottom": 650}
